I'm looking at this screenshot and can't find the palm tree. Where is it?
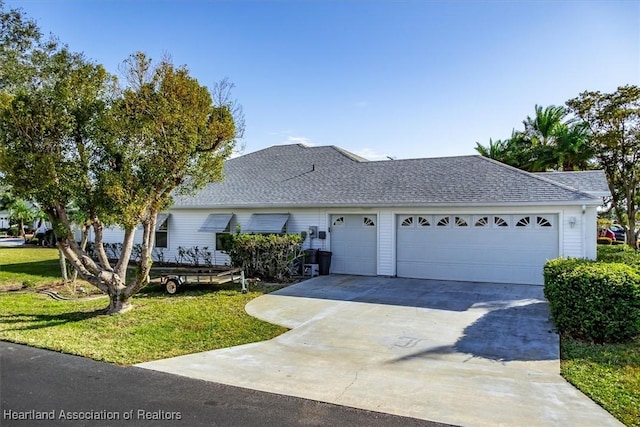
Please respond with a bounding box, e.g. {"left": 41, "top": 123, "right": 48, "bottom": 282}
{"left": 8, "top": 199, "right": 34, "bottom": 237}
{"left": 477, "top": 105, "right": 594, "bottom": 172}
{"left": 474, "top": 138, "right": 508, "bottom": 159}
{"left": 523, "top": 105, "right": 566, "bottom": 147}
{"left": 553, "top": 122, "right": 594, "bottom": 171}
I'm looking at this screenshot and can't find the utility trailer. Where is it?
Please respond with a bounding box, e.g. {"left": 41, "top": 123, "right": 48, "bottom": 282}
{"left": 156, "top": 267, "right": 247, "bottom": 295}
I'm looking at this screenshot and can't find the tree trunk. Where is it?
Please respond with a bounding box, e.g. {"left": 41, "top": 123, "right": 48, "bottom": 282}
{"left": 107, "top": 285, "right": 133, "bottom": 314}
{"left": 58, "top": 249, "right": 68, "bottom": 283}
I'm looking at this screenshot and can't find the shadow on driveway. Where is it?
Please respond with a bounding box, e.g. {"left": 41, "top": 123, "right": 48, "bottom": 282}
{"left": 277, "top": 275, "right": 558, "bottom": 362}
{"left": 275, "top": 275, "right": 546, "bottom": 312}
{"left": 387, "top": 302, "right": 557, "bottom": 362}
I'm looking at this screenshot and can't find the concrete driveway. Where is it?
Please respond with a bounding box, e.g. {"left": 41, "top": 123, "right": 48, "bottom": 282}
{"left": 138, "top": 276, "right": 621, "bottom": 427}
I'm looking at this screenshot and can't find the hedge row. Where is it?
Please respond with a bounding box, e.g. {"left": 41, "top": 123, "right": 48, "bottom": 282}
{"left": 597, "top": 244, "right": 640, "bottom": 269}
{"left": 544, "top": 257, "right": 640, "bottom": 343}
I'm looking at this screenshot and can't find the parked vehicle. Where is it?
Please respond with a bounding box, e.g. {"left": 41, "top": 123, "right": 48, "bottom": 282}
{"left": 609, "top": 225, "right": 626, "bottom": 243}
{"left": 0, "top": 236, "right": 25, "bottom": 247}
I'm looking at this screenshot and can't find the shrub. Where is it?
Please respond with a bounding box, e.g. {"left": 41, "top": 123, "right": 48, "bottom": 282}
{"left": 227, "top": 233, "right": 304, "bottom": 282}
{"left": 596, "top": 237, "right": 612, "bottom": 245}
{"left": 544, "top": 258, "right": 640, "bottom": 343}
{"left": 597, "top": 245, "right": 640, "bottom": 270}
{"left": 173, "top": 246, "right": 213, "bottom": 267}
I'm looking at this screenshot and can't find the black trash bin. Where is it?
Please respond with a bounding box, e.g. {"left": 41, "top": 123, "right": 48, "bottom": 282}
{"left": 317, "top": 250, "right": 332, "bottom": 275}
{"left": 304, "top": 249, "right": 318, "bottom": 264}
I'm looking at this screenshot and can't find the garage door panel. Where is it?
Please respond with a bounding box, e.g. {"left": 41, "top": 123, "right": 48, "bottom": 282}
{"left": 400, "top": 243, "right": 557, "bottom": 262}
{"left": 331, "top": 214, "right": 377, "bottom": 275}
{"left": 396, "top": 214, "right": 558, "bottom": 285}
{"left": 397, "top": 258, "right": 546, "bottom": 284}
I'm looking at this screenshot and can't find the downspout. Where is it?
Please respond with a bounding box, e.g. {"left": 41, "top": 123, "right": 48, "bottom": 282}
{"left": 581, "top": 205, "right": 586, "bottom": 259}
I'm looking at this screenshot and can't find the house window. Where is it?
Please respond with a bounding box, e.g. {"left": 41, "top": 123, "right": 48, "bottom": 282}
{"left": 155, "top": 215, "right": 169, "bottom": 249}
{"left": 400, "top": 216, "right": 414, "bottom": 227}
{"left": 363, "top": 216, "right": 375, "bottom": 227}
{"left": 216, "top": 221, "right": 233, "bottom": 251}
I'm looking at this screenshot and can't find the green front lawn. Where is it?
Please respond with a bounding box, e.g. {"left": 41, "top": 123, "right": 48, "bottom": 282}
{"left": 561, "top": 244, "right": 640, "bottom": 426}
{"left": 0, "top": 247, "right": 63, "bottom": 288}
{"left": 0, "top": 247, "right": 287, "bottom": 365}
{"left": 1, "top": 247, "right": 638, "bottom": 426}
{"left": 561, "top": 338, "right": 640, "bottom": 427}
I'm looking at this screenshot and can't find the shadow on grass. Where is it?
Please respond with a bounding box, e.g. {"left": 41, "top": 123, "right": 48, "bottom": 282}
{"left": 1, "top": 260, "right": 61, "bottom": 278}
{"left": 561, "top": 337, "right": 640, "bottom": 368}
{"left": 0, "top": 307, "right": 106, "bottom": 332}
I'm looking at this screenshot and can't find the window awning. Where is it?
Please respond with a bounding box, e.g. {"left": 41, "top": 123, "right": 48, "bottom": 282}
{"left": 156, "top": 213, "right": 171, "bottom": 231}
{"left": 244, "top": 213, "right": 289, "bottom": 234}
{"left": 199, "top": 213, "right": 233, "bottom": 233}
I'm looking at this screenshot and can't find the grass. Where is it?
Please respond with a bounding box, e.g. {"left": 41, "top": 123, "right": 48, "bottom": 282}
{"left": 561, "top": 338, "right": 640, "bottom": 427}
{"left": 0, "top": 247, "right": 288, "bottom": 365}
{"left": 558, "top": 244, "right": 640, "bottom": 427}
{"left": 2, "top": 247, "right": 638, "bottom": 425}
{"left": 0, "top": 247, "right": 64, "bottom": 288}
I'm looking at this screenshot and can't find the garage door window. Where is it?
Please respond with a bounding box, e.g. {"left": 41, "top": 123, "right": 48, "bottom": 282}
{"left": 494, "top": 216, "right": 509, "bottom": 227}
{"left": 454, "top": 216, "right": 469, "bottom": 227}
{"left": 516, "top": 216, "right": 531, "bottom": 227}
{"left": 474, "top": 216, "right": 489, "bottom": 227}
{"left": 363, "top": 216, "right": 375, "bottom": 227}
{"left": 437, "top": 216, "right": 450, "bottom": 227}
{"left": 333, "top": 216, "right": 345, "bottom": 227}
{"left": 400, "top": 216, "right": 414, "bottom": 227}
{"left": 536, "top": 216, "right": 552, "bottom": 227}
{"left": 418, "top": 216, "right": 431, "bottom": 227}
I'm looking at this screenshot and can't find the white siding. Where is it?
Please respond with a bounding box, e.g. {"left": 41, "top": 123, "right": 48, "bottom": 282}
{"left": 96, "top": 204, "right": 597, "bottom": 279}
{"left": 377, "top": 210, "right": 394, "bottom": 276}
{"left": 584, "top": 207, "right": 598, "bottom": 259}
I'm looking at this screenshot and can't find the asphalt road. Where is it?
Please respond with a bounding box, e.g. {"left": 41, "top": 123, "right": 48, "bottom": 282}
{"left": 0, "top": 341, "right": 452, "bottom": 427}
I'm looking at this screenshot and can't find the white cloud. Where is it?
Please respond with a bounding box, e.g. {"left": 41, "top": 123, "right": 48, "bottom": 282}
{"left": 352, "top": 147, "right": 392, "bottom": 161}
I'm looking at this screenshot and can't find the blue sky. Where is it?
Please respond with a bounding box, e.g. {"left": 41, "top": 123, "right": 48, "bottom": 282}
{"left": 7, "top": 0, "right": 640, "bottom": 160}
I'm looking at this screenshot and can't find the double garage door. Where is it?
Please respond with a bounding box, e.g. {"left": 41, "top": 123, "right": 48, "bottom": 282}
{"left": 329, "top": 213, "right": 558, "bottom": 285}
{"left": 396, "top": 214, "right": 559, "bottom": 285}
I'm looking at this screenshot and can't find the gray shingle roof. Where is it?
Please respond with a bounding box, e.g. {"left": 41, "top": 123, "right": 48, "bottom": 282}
{"left": 173, "top": 144, "right": 601, "bottom": 209}
{"left": 536, "top": 171, "right": 611, "bottom": 198}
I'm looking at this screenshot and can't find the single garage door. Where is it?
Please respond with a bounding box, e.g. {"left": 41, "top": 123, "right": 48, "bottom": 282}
{"left": 330, "top": 214, "right": 377, "bottom": 275}
{"left": 396, "top": 214, "right": 558, "bottom": 285}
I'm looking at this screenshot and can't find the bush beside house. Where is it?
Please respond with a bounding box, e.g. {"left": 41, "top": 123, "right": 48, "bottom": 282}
{"left": 227, "top": 233, "right": 304, "bottom": 282}
{"left": 544, "top": 247, "right": 640, "bottom": 343}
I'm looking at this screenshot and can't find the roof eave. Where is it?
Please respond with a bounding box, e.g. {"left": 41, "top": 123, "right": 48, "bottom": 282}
{"left": 171, "top": 199, "right": 604, "bottom": 210}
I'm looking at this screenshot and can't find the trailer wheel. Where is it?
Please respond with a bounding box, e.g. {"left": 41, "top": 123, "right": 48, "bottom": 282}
{"left": 165, "top": 279, "right": 180, "bottom": 295}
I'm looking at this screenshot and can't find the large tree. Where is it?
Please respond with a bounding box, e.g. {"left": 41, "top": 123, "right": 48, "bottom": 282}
{"left": 0, "top": 3, "right": 238, "bottom": 312}
{"left": 567, "top": 85, "right": 640, "bottom": 248}
{"left": 475, "top": 105, "right": 593, "bottom": 172}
